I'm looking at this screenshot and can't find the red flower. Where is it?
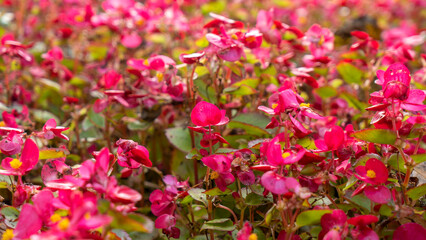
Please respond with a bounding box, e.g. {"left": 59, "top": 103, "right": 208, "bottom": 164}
{"left": 355, "top": 158, "right": 388, "bottom": 185}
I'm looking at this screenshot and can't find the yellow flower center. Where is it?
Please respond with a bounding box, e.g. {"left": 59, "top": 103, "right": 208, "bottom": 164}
{"left": 74, "top": 15, "right": 84, "bottom": 22}
{"left": 366, "top": 170, "right": 376, "bottom": 178}
{"left": 10, "top": 158, "right": 22, "bottom": 169}
{"left": 2, "top": 229, "right": 14, "bottom": 240}
{"left": 282, "top": 152, "right": 291, "bottom": 159}
{"left": 156, "top": 72, "right": 164, "bottom": 82}
{"left": 272, "top": 103, "right": 278, "bottom": 109}
{"left": 210, "top": 171, "right": 220, "bottom": 180}
{"left": 249, "top": 233, "right": 258, "bottom": 240}
{"left": 84, "top": 213, "right": 91, "bottom": 220}
{"left": 0, "top": 121, "right": 5, "bottom": 127}
{"left": 58, "top": 218, "right": 70, "bottom": 231}
{"left": 300, "top": 103, "right": 310, "bottom": 108}
{"left": 246, "top": 36, "right": 256, "bottom": 43}
{"left": 50, "top": 213, "right": 62, "bottom": 223}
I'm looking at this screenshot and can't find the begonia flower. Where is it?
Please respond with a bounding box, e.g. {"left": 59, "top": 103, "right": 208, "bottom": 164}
{"left": 0, "top": 139, "right": 39, "bottom": 176}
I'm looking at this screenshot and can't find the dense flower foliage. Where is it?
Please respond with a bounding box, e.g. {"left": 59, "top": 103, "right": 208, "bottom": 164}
{"left": 0, "top": 0, "right": 425, "bottom": 239}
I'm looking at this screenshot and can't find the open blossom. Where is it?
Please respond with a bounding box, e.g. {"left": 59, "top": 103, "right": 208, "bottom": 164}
{"left": 319, "top": 209, "right": 348, "bottom": 240}
{"left": 0, "top": 139, "right": 39, "bottom": 176}
{"left": 191, "top": 101, "right": 229, "bottom": 127}
{"left": 355, "top": 158, "right": 388, "bottom": 185}
{"left": 39, "top": 118, "right": 69, "bottom": 141}
{"left": 0, "top": 131, "right": 23, "bottom": 155}
{"left": 116, "top": 139, "right": 152, "bottom": 168}
{"left": 202, "top": 154, "right": 234, "bottom": 191}
{"left": 303, "top": 24, "right": 334, "bottom": 58}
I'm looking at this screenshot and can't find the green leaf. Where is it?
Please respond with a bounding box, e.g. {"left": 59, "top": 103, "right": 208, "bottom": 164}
{"left": 1, "top": 206, "right": 19, "bottom": 221}
{"left": 201, "top": 1, "right": 225, "bottom": 14}
{"left": 201, "top": 218, "right": 235, "bottom": 231}
{"left": 194, "top": 79, "right": 217, "bottom": 104}
{"left": 336, "top": 62, "right": 363, "bottom": 84}
{"left": 204, "top": 187, "right": 231, "bottom": 196}
{"left": 165, "top": 127, "right": 201, "bottom": 153}
{"left": 351, "top": 129, "right": 397, "bottom": 145}
{"left": 412, "top": 154, "right": 426, "bottom": 165}
{"left": 340, "top": 92, "right": 367, "bottom": 112}
{"left": 245, "top": 193, "right": 264, "bottom": 206}
{"left": 407, "top": 184, "right": 426, "bottom": 201}
{"left": 343, "top": 176, "right": 358, "bottom": 191}
{"left": 224, "top": 85, "right": 257, "bottom": 96}
{"left": 228, "top": 113, "right": 271, "bottom": 136}
{"left": 379, "top": 204, "right": 392, "bottom": 217}
{"left": 88, "top": 108, "right": 105, "bottom": 128}
{"left": 188, "top": 188, "right": 207, "bottom": 205}
{"left": 314, "top": 86, "right": 337, "bottom": 99}
{"left": 109, "top": 210, "right": 153, "bottom": 233}
{"left": 296, "top": 209, "right": 333, "bottom": 227}
{"left": 39, "top": 148, "right": 70, "bottom": 160}
{"left": 0, "top": 182, "right": 7, "bottom": 188}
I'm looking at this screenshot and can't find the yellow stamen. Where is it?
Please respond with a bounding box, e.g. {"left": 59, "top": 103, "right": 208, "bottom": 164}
{"left": 272, "top": 103, "right": 278, "bottom": 109}
{"left": 84, "top": 213, "right": 91, "bottom": 220}
{"left": 156, "top": 72, "right": 164, "bottom": 82}
{"left": 2, "top": 229, "right": 14, "bottom": 240}
{"left": 50, "top": 213, "right": 62, "bottom": 223}
{"left": 58, "top": 218, "right": 70, "bottom": 231}
{"left": 246, "top": 36, "right": 256, "bottom": 43}
{"left": 249, "top": 233, "right": 258, "bottom": 240}
{"left": 210, "top": 171, "right": 220, "bottom": 180}
{"left": 0, "top": 121, "right": 5, "bottom": 127}
{"left": 231, "top": 34, "right": 239, "bottom": 40}
{"left": 300, "top": 103, "right": 310, "bottom": 108}
{"left": 282, "top": 152, "right": 291, "bottom": 159}
{"left": 74, "top": 15, "right": 84, "bottom": 22}
{"left": 319, "top": 35, "right": 325, "bottom": 46}
{"left": 366, "top": 170, "right": 376, "bottom": 178}
{"left": 10, "top": 158, "right": 22, "bottom": 169}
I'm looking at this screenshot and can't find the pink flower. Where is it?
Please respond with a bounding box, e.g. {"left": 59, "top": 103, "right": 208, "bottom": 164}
{"left": 0, "top": 131, "right": 23, "bottom": 155}
{"left": 190, "top": 101, "right": 229, "bottom": 127}
{"left": 155, "top": 214, "right": 180, "bottom": 239}
{"left": 116, "top": 139, "right": 152, "bottom": 168}
{"left": 40, "top": 118, "right": 69, "bottom": 141}
{"left": 315, "top": 125, "right": 345, "bottom": 151}
{"left": 98, "top": 70, "right": 122, "bottom": 89}
{"left": 237, "top": 222, "right": 255, "bottom": 240}
{"left": 0, "top": 139, "right": 39, "bottom": 176}
{"left": 347, "top": 215, "right": 379, "bottom": 240}
{"left": 303, "top": 24, "right": 334, "bottom": 58}
{"left": 260, "top": 171, "right": 300, "bottom": 196}
{"left": 179, "top": 52, "right": 205, "bottom": 64}
{"left": 201, "top": 155, "right": 235, "bottom": 191}
{"left": 121, "top": 32, "right": 142, "bottom": 48}
{"left": 355, "top": 158, "right": 388, "bottom": 185}
{"left": 378, "top": 63, "right": 411, "bottom": 100}
{"left": 392, "top": 223, "right": 426, "bottom": 240}
{"left": 319, "top": 209, "right": 348, "bottom": 240}
{"left": 206, "top": 27, "right": 245, "bottom": 62}
{"left": 266, "top": 136, "right": 305, "bottom": 166}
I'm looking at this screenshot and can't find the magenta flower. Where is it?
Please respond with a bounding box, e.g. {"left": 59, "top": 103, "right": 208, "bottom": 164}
{"left": 0, "top": 33, "right": 33, "bottom": 64}
{"left": 315, "top": 125, "right": 345, "bottom": 151}
{"left": 155, "top": 214, "right": 180, "bottom": 239}
{"left": 347, "top": 215, "right": 379, "bottom": 240}
{"left": 355, "top": 158, "right": 388, "bottom": 185}
{"left": 0, "top": 138, "right": 39, "bottom": 176}
{"left": 98, "top": 70, "right": 122, "bottom": 89}
{"left": 237, "top": 222, "right": 256, "bottom": 240}
{"left": 261, "top": 171, "right": 300, "bottom": 196}
{"left": 303, "top": 24, "right": 334, "bottom": 58}
{"left": 201, "top": 154, "right": 234, "bottom": 191}
{"left": 40, "top": 118, "right": 69, "bottom": 141}
{"left": 206, "top": 27, "right": 245, "bottom": 62}
{"left": 149, "top": 189, "right": 175, "bottom": 217}
{"left": 378, "top": 63, "right": 411, "bottom": 100}
{"left": 0, "top": 131, "right": 23, "bottom": 155}
{"left": 116, "top": 139, "right": 152, "bottom": 168}
{"left": 190, "top": 101, "right": 229, "bottom": 127}
{"left": 319, "top": 209, "right": 348, "bottom": 240}
{"left": 179, "top": 52, "right": 205, "bottom": 64}
{"left": 266, "top": 136, "right": 305, "bottom": 166}
{"left": 392, "top": 223, "right": 426, "bottom": 240}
